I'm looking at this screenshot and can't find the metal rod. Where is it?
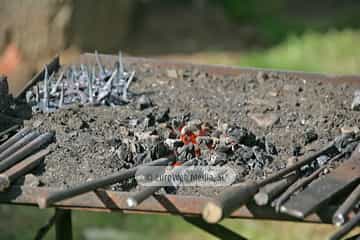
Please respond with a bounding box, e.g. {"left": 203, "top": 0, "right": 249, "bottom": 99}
{"left": 43, "top": 66, "right": 49, "bottom": 112}
{"left": 127, "top": 185, "right": 162, "bottom": 208}
{"left": 254, "top": 172, "right": 299, "bottom": 206}
{"left": 95, "top": 50, "right": 106, "bottom": 78}
{"left": 0, "top": 128, "right": 31, "bottom": 153}
{"left": 51, "top": 71, "right": 64, "bottom": 95}
{"left": 0, "top": 125, "right": 19, "bottom": 140}
{"left": 0, "top": 131, "right": 39, "bottom": 161}
{"left": 277, "top": 166, "right": 326, "bottom": 213}
{"left": 0, "top": 132, "right": 54, "bottom": 172}
{"left": 329, "top": 211, "right": 360, "bottom": 240}
{"left": 37, "top": 156, "right": 176, "bottom": 208}
{"left": 123, "top": 71, "right": 135, "bottom": 101}
{"left": 0, "top": 148, "right": 50, "bottom": 191}
{"left": 333, "top": 184, "right": 360, "bottom": 226}
{"left": 55, "top": 209, "right": 73, "bottom": 240}
{"left": 202, "top": 181, "right": 258, "bottom": 224}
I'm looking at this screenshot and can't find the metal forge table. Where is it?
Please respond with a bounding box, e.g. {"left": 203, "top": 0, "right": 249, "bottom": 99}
{"left": 2, "top": 53, "right": 360, "bottom": 239}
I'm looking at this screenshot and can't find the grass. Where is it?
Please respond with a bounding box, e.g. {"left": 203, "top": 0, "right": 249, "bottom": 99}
{"left": 0, "top": 205, "right": 344, "bottom": 240}
{"left": 240, "top": 30, "right": 360, "bottom": 74}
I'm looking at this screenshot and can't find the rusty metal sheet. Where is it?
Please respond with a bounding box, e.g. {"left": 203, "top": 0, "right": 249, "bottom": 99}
{"left": 280, "top": 155, "right": 360, "bottom": 219}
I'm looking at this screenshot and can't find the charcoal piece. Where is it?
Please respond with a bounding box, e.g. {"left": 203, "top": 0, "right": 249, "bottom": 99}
{"left": 209, "top": 151, "right": 227, "bottom": 165}
{"left": 196, "top": 136, "right": 213, "bottom": 146}
{"left": 134, "top": 152, "right": 151, "bottom": 165}
{"left": 211, "top": 129, "right": 222, "bottom": 138}
{"left": 128, "top": 119, "right": 139, "bottom": 128}
{"left": 116, "top": 143, "right": 131, "bottom": 162}
{"left": 342, "top": 141, "right": 358, "bottom": 156}
{"left": 106, "top": 137, "right": 122, "bottom": 147}
{"left": 334, "top": 132, "right": 355, "bottom": 152}
{"left": 142, "top": 113, "right": 155, "bottom": 127}
{"left": 303, "top": 128, "right": 318, "bottom": 145}
{"left": 164, "top": 138, "right": 184, "bottom": 150}
{"left": 178, "top": 143, "right": 195, "bottom": 162}
{"left": 252, "top": 146, "right": 273, "bottom": 168}
{"left": 316, "top": 155, "right": 329, "bottom": 167}
{"left": 265, "top": 139, "right": 278, "bottom": 155}
{"left": 216, "top": 144, "right": 232, "bottom": 154}
{"left": 226, "top": 126, "right": 257, "bottom": 146}
{"left": 229, "top": 145, "right": 254, "bottom": 164}
{"left": 150, "top": 142, "right": 171, "bottom": 160}
{"left": 156, "top": 108, "right": 170, "bottom": 123}
{"left": 136, "top": 95, "right": 152, "bottom": 110}
{"left": 292, "top": 144, "right": 302, "bottom": 157}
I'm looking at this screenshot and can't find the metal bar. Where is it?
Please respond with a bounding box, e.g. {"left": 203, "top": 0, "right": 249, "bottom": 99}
{"left": 254, "top": 172, "right": 299, "bottom": 206}
{"left": 0, "top": 132, "right": 54, "bottom": 172}
{"left": 333, "top": 184, "right": 360, "bottom": 226}
{"left": 202, "top": 181, "right": 258, "bottom": 224}
{"left": 37, "top": 156, "right": 175, "bottom": 208}
{"left": 127, "top": 186, "right": 162, "bottom": 208}
{"left": 183, "top": 217, "right": 247, "bottom": 240}
{"left": 329, "top": 211, "right": 360, "bottom": 240}
{"left": 0, "top": 125, "right": 19, "bottom": 141}
{"left": 0, "top": 128, "right": 31, "bottom": 153}
{"left": 55, "top": 209, "right": 73, "bottom": 240}
{"left": 0, "top": 131, "right": 39, "bottom": 161}
{"left": 0, "top": 148, "right": 50, "bottom": 191}
{"left": 15, "top": 56, "right": 60, "bottom": 99}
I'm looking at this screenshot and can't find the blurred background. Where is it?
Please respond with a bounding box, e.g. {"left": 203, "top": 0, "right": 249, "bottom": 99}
{"left": 1, "top": 0, "right": 360, "bottom": 239}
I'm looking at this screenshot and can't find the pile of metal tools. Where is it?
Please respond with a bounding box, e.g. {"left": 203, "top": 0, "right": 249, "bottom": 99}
{"left": 25, "top": 51, "right": 136, "bottom": 113}
{"left": 201, "top": 132, "right": 360, "bottom": 240}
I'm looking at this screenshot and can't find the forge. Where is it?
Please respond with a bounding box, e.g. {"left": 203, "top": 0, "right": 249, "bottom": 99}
{"left": 0, "top": 53, "right": 359, "bottom": 240}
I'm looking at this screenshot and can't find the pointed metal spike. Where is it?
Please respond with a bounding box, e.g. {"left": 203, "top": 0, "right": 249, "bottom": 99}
{"left": 123, "top": 71, "right": 135, "bottom": 102}
{"left": 34, "top": 85, "right": 39, "bottom": 103}
{"left": 118, "top": 51, "right": 124, "bottom": 79}
{"left": 95, "top": 50, "right": 106, "bottom": 77}
{"left": 50, "top": 71, "right": 64, "bottom": 95}
{"left": 43, "top": 65, "right": 49, "bottom": 112}
{"left": 59, "top": 82, "right": 64, "bottom": 108}
{"left": 96, "top": 69, "right": 117, "bottom": 103}
{"left": 88, "top": 66, "right": 94, "bottom": 104}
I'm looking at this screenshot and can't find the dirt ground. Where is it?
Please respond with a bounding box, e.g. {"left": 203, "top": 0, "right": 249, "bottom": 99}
{"left": 22, "top": 60, "right": 360, "bottom": 196}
